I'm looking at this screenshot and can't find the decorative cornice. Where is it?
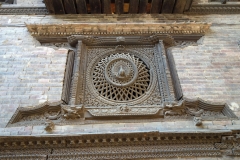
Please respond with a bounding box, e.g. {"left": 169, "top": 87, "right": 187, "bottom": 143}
{"left": 0, "top": 130, "right": 237, "bottom": 159}
{"left": 26, "top": 22, "right": 211, "bottom": 38}
{"left": 186, "top": 4, "right": 240, "bottom": 14}
{"left": 0, "top": 7, "right": 48, "bottom": 15}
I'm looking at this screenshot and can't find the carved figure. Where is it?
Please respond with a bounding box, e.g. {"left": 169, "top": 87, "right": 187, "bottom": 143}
{"left": 62, "top": 106, "right": 82, "bottom": 119}
{"left": 163, "top": 100, "right": 186, "bottom": 116}
{"left": 193, "top": 117, "right": 202, "bottom": 126}
{"left": 44, "top": 120, "right": 55, "bottom": 131}
{"left": 119, "top": 105, "right": 130, "bottom": 112}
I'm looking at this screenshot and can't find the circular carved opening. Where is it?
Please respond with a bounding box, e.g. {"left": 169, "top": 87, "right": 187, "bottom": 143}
{"left": 92, "top": 53, "right": 150, "bottom": 102}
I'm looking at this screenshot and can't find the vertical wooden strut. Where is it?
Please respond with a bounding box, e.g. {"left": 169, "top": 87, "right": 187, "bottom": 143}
{"left": 51, "top": 0, "right": 65, "bottom": 14}
{"left": 102, "top": 0, "right": 111, "bottom": 14}
{"left": 129, "top": 0, "right": 139, "bottom": 13}
{"left": 63, "top": 0, "right": 77, "bottom": 14}
{"left": 151, "top": 0, "right": 163, "bottom": 13}
{"left": 76, "top": 0, "right": 87, "bottom": 14}
{"left": 162, "top": 0, "right": 175, "bottom": 13}
{"left": 90, "top": 0, "right": 101, "bottom": 13}
{"left": 115, "top": 0, "right": 124, "bottom": 14}
{"left": 139, "top": 0, "right": 148, "bottom": 13}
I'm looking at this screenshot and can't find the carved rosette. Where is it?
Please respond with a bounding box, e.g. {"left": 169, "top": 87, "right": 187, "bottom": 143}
{"left": 86, "top": 51, "right": 157, "bottom": 106}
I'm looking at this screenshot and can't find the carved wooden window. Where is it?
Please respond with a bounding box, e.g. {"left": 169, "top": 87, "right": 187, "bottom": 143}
{"left": 61, "top": 35, "right": 179, "bottom": 119}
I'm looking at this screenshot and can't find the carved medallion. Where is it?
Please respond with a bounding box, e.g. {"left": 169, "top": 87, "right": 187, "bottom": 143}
{"left": 86, "top": 50, "right": 157, "bottom": 106}
{"left": 92, "top": 53, "right": 150, "bottom": 102}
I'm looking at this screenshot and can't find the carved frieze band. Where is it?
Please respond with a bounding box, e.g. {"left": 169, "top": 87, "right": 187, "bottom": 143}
{"left": 0, "top": 7, "right": 48, "bottom": 15}
{"left": 2, "top": 131, "right": 240, "bottom": 159}
{"left": 67, "top": 34, "right": 176, "bottom": 47}
{"left": 186, "top": 4, "right": 240, "bottom": 14}
{"left": 26, "top": 23, "right": 211, "bottom": 38}
{"left": 6, "top": 98, "right": 237, "bottom": 127}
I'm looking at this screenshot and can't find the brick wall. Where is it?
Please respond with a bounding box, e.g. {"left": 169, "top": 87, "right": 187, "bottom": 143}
{"left": 0, "top": 27, "right": 68, "bottom": 128}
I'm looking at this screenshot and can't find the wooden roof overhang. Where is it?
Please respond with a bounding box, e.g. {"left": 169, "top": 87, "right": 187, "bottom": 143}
{"left": 44, "top": 0, "right": 193, "bottom": 14}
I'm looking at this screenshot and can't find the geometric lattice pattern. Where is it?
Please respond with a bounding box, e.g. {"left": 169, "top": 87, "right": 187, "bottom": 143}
{"left": 92, "top": 53, "right": 150, "bottom": 102}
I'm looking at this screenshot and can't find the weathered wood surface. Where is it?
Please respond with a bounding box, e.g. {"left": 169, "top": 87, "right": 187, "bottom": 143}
{"left": 102, "top": 0, "right": 111, "bottom": 14}
{"left": 44, "top": 0, "right": 55, "bottom": 14}
{"left": 89, "top": 0, "right": 101, "bottom": 13}
{"left": 184, "top": 0, "right": 193, "bottom": 11}
{"left": 63, "top": 0, "right": 77, "bottom": 14}
{"left": 52, "top": 0, "right": 65, "bottom": 14}
{"left": 76, "top": 0, "right": 87, "bottom": 14}
{"left": 162, "top": 0, "right": 175, "bottom": 13}
{"left": 138, "top": 0, "right": 148, "bottom": 13}
{"left": 129, "top": 0, "right": 139, "bottom": 13}
{"left": 115, "top": 0, "right": 124, "bottom": 14}
{"left": 173, "top": 0, "right": 187, "bottom": 13}
{"left": 150, "top": 0, "right": 163, "bottom": 13}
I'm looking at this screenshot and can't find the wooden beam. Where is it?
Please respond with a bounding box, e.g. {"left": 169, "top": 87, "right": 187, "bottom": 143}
{"left": 129, "top": 0, "right": 139, "bottom": 13}
{"left": 150, "top": 0, "right": 163, "bottom": 13}
{"left": 51, "top": 0, "right": 65, "bottom": 14}
{"left": 89, "top": 0, "right": 101, "bottom": 13}
{"left": 63, "top": 0, "right": 77, "bottom": 14}
{"left": 161, "top": 0, "right": 175, "bottom": 13}
{"left": 76, "top": 0, "right": 87, "bottom": 14}
{"left": 102, "top": 0, "right": 111, "bottom": 14}
{"left": 173, "top": 0, "right": 187, "bottom": 13}
{"left": 44, "top": 0, "right": 55, "bottom": 14}
{"left": 115, "top": 0, "right": 124, "bottom": 14}
{"left": 184, "top": 0, "right": 193, "bottom": 11}
{"left": 138, "top": 0, "right": 148, "bottom": 13}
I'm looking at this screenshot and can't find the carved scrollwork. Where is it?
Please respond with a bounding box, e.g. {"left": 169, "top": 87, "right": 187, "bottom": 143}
{"left": 163, "top": 100, "right": 186, "bottom": 116}
{"left": 62, "top": 105, "right": 83, "bottom": 119}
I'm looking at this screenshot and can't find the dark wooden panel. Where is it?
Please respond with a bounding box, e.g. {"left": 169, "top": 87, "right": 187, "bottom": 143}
{"left": 52, "top": 0, "right": 65, "bottom": 14}
{"left": 62, "top": 50, "right": 75, "bottom": 104}
{"left": 102, "top": 0, "right": 111, "bottom": 14}
{"left": 173, "top": 0, "right": 187, "bottom": 13}
{"left": 89, "top": 0, "right": 101, "bottom": 13}
{"left": 44, "top": 0, "right": 55, "bottom": 14}
{"left": 150, "top": 0, "right": 163, "bottom": 13}
{"left": 129, "top": 0, "right": 139, "bottom": 13}
{"left": 63, "top": 0, "right": 77, "bottom": 14}
{"left": 162, "top": 0, "right": 175, "bottom": 13}
{"left": 138, "top": 0, "right": 148, "bottom": 13}
{"left": 76, "top": 0, "right": 87, "bottom": 14}
{"left": 184, "top": 0, "right": 193, "bottom": 11}
{"left": 115, "top": 0, "right": 124, "bottom": 14}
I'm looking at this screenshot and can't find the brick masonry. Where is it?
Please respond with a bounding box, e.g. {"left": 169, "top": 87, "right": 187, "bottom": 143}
{"left": 0, "top": 15, "right": 239, "bottom": 159}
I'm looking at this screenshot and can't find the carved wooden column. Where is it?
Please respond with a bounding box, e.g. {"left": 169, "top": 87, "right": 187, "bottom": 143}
{"left": 69, "top": 40, "right": 86, "bottom": 105}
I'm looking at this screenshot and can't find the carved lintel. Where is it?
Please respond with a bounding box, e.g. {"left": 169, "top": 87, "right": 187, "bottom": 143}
{"left": 67, "top": 34, "right": 176, "bottom": 47}
{"left": 87, "top": 105, "right": 162, "bottom": 117}
{"left": 26, "top": 22, "right": 211, "bottom": 44}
